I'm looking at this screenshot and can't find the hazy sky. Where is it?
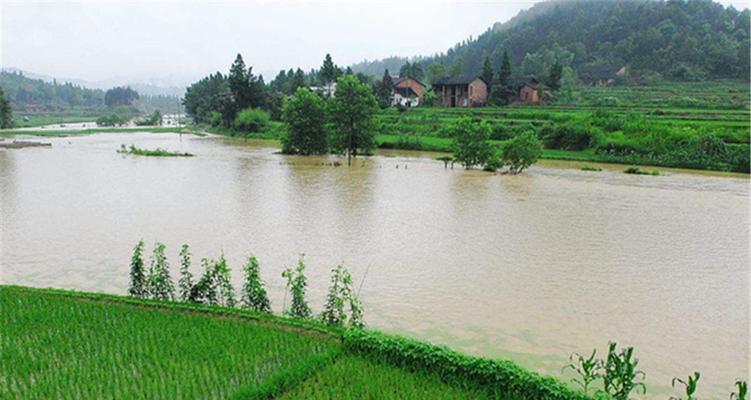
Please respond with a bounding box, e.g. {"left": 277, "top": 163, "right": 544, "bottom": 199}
{"left": 1, "top": 0, "right": 749, "bottom": 86}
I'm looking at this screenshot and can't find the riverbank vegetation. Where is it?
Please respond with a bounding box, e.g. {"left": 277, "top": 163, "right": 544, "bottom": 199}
{"left": 117, "top": 144, "right": 193, "bottom": 157}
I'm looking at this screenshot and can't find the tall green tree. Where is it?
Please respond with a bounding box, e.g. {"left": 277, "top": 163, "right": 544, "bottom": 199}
{"left": 498, "top": 50, "right": 512, "bottom": 86}
{"left": 213, "top": 255, "right": 236, "bottom": 307}
{"left": 491, "top": 50, "right": 514, "bottom": 106}
{"left": 290, "top": 68, "right": 307, "bottom": 93}
{"left": 481, "top": 56, "right": 494, "bottom": 86}
{"left": 451, "top": 116, "right": 493, "bottom": 169}
{"left": 329, "top": 75, "right": 379, "bottom": 165}
{"left": 502, "top": 131, "right": 543, "bottom": 174}
{"left": 241, "top": 256, "right": 271, "bottom": 313}
{"left": 146, "top": 242, "right": 175, "bottom": 301}
{"left": 374, "top": 69, "right": 394, "bottom": 108}
{"left": 282, "top": 87, "right": 328, "bottom": 155}
{"left": 0, "top": 87, "right": 12, "bottom": 129}
{"left": 320, "top": 53, "right": 338, "bottom": 84}
{"left": 128, "top": 240, "right": 147, "bottom": 297}
{"left": 547, "top": 60, "right": 563, "bottom": 90}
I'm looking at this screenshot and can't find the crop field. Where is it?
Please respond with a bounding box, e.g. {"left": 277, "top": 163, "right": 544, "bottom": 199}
{"left": 0, "top": 286, "right": 588, "bottom": 400}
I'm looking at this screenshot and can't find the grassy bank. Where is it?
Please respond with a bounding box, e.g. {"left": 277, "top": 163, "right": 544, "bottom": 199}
{"left": 0, "top": 285, "right": 589, "bottom": 400}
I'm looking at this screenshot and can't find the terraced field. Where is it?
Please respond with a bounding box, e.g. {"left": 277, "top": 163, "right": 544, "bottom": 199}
{"left": 0, "top": 286, "right": 586, "bottom": 400}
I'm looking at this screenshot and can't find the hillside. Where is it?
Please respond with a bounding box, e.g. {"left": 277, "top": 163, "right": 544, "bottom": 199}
{"left": 351, "top": 0, "right": 751, "bottom": 83}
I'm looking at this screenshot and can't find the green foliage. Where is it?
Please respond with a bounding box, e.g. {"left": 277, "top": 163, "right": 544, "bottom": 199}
{"left": 135, "top": 109, "right": 163, "bottom": 126}
{"left": 104, "top": 86, "right": 139, "bottom": 107}
{"left": 541, "top": 122, "right": 600, "bottom": 151}
{"left": 96, "top": 113, "right": 128, "bottom": 127}
{"left": 580, "top": 165, "right": 602, "bottom": 172}
{"left": 373, "top": 69, "right": 394, "bottom": 108}
{"left": 343, "top": 329, "right": 590, "bottom": 400}
{"left": 282, "top": 257, "right": 311, "bottom": 319}
{"left": 146, "top": 242, "right": 175, "bottom": 301}
{"left": 564, "top": 350, "right": 601, "bottom": 394}
{"left": 670, "top": 371, "right": 700, "bottom": 400}
{"left": 320, "top": 53, "right": 340, "bottom": 84}
{"left": 0, "top": 70, "right": 104, "bottom": 110}
{"left": 451, "top": 116, "right": 493, "bottom": 169}
{"left": 731, "top": 380, "right": 748, "bottom": 400}
{"left": 233, "top": 107, "right": 270, "bottom": 134}
{"left": 189, "top": 258, "right": 219, "bottom": 304}
{"left": 0, "top": 286, "right": 336, "bottom": 399}
{"left": 548, "top": 60, "right": 563, "bottom": 90}
{"left": 0, "top": 87, "right": 13, "bottom": 129}
{"left": 282, "top": 87, "right": 328, "bottom": 155}
{"left": 128, "top": 240, "right": 146, "bottom": 297}
{"left": 241, "top": 256, "right": 272, "bottom": 313}
{"left": 213, "top": 255, "right": 236, "bottom": 307}
{"left": 623, "top": 167, "right": 659, "bottom": 176}
{"left": 177, "top": 244, "right": 193, "bottom": 302}
{"left": 600, "top": 342, "right": 646, "bottom": 400}
{"left": 329, "top": 75, "right": 379, "bottom": 164}
{"left": 183, "top": 72, "right": 229, "bottom": 124}
{"left": 399, "top": 61, "right": 424, "bottom": 80}
{"left": 502, "top": 131, "right": 543, "bottom": 174}
{"left": 117, "top": 144, "right": 193, "bottom": 157}
{"left": 320, "top": 264, "right": 364, "bottom": 328}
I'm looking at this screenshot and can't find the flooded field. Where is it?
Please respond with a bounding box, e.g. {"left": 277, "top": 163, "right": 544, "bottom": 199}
{"left": 0, "top": 132, "right": 748, "bottom": 397}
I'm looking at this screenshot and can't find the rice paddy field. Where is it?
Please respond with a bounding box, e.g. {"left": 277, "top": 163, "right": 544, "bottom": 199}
{"left": 0, "top": 286, "right": 585, "bottom": 400}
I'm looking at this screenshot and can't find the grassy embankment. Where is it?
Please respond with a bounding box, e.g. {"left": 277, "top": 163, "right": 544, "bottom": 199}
{"left": 0, "top": 126, "right": 186, "bottom": 137}
{"left": 0, "top": 285, "right": 588, "bottom": 400}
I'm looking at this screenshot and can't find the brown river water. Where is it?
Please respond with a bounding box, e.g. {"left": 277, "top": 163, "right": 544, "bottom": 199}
{"left": 0, "top": 133, "right": 748, "bottom": 397}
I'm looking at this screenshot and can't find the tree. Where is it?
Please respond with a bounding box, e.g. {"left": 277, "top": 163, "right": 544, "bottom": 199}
{"left": 183, "top": 72, "right": 229, "bottom": 125}
{"left": 282, "top": 257, "right": 311, "bottom": 319}
{"left": 374, "top": 69, "right": 394, "bottom": 108}
{"left": 290, "top": 68, "right": 306, "bottom": 93}
{"left": 177, "top": 244, "right": 193, "bottom": 302}
{"left": 321, "top": 264, "right": 364, "bottom": 328}
{"left": 451, "top": 117, "right": 493, "bottom": 169}
{"left": 213, "top": 255, "right": 236, "bottom": 307}
{"left": 501, "top": 131, "right": 543, "bottom": 174}
{"left": 146, "top": 242, "right": 175, "bottom": 301}
{"left": 233, "top": 108, "right": 270, "bottom": 136}
{"left": 320, "top": 53, "right": 338, "bottom": 84}
{"left": 282, "top": 87, "right": 328, "bottom": 155}
{"left": 498, "top": 50, "right": 512, "bottom": 87}
{"left": 547, "top": 60, "right": 563, "bottom": 90}
{"left": 491, "top": 50, "right": 514, "bottom": 106}
{"left": 241, "top": 256, "right": 271, "bottom": 313}
{"left": 104, "top": 86, "right": 139, "bottom": 107}
{"left": 229, "top": 54, "right": 251, "bottom": 110}
{"left": 481, "top": 56, "right": 494, "bottom": 87}
{"left": 399, "top": 61, "right": 424, "bottom": 80}
{"left": 128, "top": 240, "right": 147, "bottom": 297}
{"left": 0, "top": 87, "right": 13, "bottom": 128}
{"left": 329, "top": 75, "right": 379, "bottom": 166}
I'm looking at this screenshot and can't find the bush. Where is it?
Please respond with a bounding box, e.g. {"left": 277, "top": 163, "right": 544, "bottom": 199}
{"left": 234, "top": 108, "right": 270, "bottom": 134}
{"left": 502, "top": 131, "right": 543, "bottom": 174}
{"left": 542, "top": 122, "right": 599, "bottom": 150}
{"left": 343, "top": 330, "right": 590, "bottom": 400}
{"left": 96, "top": 113, "right": 128, "bottom": 127}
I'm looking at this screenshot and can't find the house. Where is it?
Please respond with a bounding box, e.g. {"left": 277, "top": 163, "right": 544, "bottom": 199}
{"left": 432, "top": 76, "right": 488, "bottom": 107}
{"left": 518, "top": 79, "right": 551, "bottom": 105}
{"left": 391, "top": 77, "right": 425, "bottom": 107}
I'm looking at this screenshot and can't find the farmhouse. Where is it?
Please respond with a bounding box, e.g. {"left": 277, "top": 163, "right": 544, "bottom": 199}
{"left": 432, "top": 76, "right": 488, "bottom": 107}
{"left": 518, "top": 79, "right": 551, "bottom": 105}
{"left": 391, "top": 77, "right": 425, "bottom": 107}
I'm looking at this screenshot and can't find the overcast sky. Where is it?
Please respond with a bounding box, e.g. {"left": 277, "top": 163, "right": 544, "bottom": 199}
{"left": 1, "top": 0, "right": 749, "bottom": 86}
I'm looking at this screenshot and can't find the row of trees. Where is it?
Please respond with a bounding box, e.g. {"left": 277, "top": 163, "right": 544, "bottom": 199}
{"left": 0, "top": 88, "right": 12, "bottom": 129}
{"left": 128, "top": 240, "right": 364, "bottom": 328}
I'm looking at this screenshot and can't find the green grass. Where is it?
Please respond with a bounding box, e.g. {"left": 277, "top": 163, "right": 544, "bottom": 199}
{"left": 0, "top": 286, "right": 336, "bottom": 399}
{"left": 118, "top": 144, "right": 194, "bottom": 157}
{"left": 0, "top": 286, "right": 590, "bottom": 400}
{"left": 279, "top": 355, "right": 493, "bottom": 399}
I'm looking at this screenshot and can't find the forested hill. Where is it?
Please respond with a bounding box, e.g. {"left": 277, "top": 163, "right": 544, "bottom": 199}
{"left": 351, "top": 0, "right": 750, "bottom": 83}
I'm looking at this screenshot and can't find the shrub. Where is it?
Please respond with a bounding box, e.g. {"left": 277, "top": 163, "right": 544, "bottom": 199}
{"left": 502, "top": 131, "right": 543, "bottom": 174}
{"left": 320, "top": 264, "right": 364, "bottom": 328}
{"left": 234, "top": 107, "right": 270, "bottom": 134}
{"left": 146, "top": 242, "right": 175, "bottom": 301}
{"left": 177, "top": 244, "right": 193, "bottom": 302}
{"left": 128, "top": 240, "right": 147, "bottom": 297}
{"left": 96, "top": 113, "right": 128, "bottom": 127}
{"left": 241, "top": 256, "right": 271, "bottom": 313}
{"left": 543, "top": 122, "right": 598, "bottom": 150}
{"left": 451, "top": 116, "right": 493, "bottom": 169}
{"left": 282, "top": 257, "right": 311, "bottom": 319}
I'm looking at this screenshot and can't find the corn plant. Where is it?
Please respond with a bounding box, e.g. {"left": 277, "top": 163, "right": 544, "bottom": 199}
{"left": 241, "top": 256, "right": 271, "bottom": 313}
{"left": 671, "top": 372, "right": 700, "bottom": 400}
{"left": 146, "top": 242, "right": 175, "bottom": 301}
{"left": 128, "top": 240, "right": 147, "bottom": 297}
{"left": 212, "top": 255, "right": 236, "bottom": 307}
{"left": 731, "top": 380, "right": 748, "bottom": 400}
{"left": 177, "top": 244, "right": 194, "bottom": 302}
{"left": 600, "top": 342, "right": 646, "bottom": 400}
{"left": 282, "top": 257, "right": 311, "bottom": 319}
{"left": 563, "top": 349, "right": 600, "bottom": 394}
{"left": 189, "top": 258, "right": 218, "bottom": 304}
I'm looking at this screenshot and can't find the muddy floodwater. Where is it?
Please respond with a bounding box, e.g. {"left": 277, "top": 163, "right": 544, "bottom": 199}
{"left": 1, "top": 133, "right": 748, "bottom": 397}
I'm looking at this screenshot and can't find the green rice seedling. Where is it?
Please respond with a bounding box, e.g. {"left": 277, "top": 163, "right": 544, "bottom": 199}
{"left": 564, "top": 349, "right": 601, "bottom": 394}
{"left": 0, "top": 286, "right": 337, "bottom": 400}
{"left": 670, "top": 371, "right": 700, "bottom": 400}
{"left": 601, "top": 342, "right": 647, "bottom": 400}
{"left": 731, "top": 380, "right": 748, "bottom": 400}
{"left": 241, "top": 256, "right": 272, "bottom": 313}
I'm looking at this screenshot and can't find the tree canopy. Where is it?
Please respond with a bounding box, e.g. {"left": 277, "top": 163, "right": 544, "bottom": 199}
{"left": 329, "top": 75, "right": 379, "bottom": 165}
{"left": 282, "top": 87, "right": 328, "bottom": 155}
